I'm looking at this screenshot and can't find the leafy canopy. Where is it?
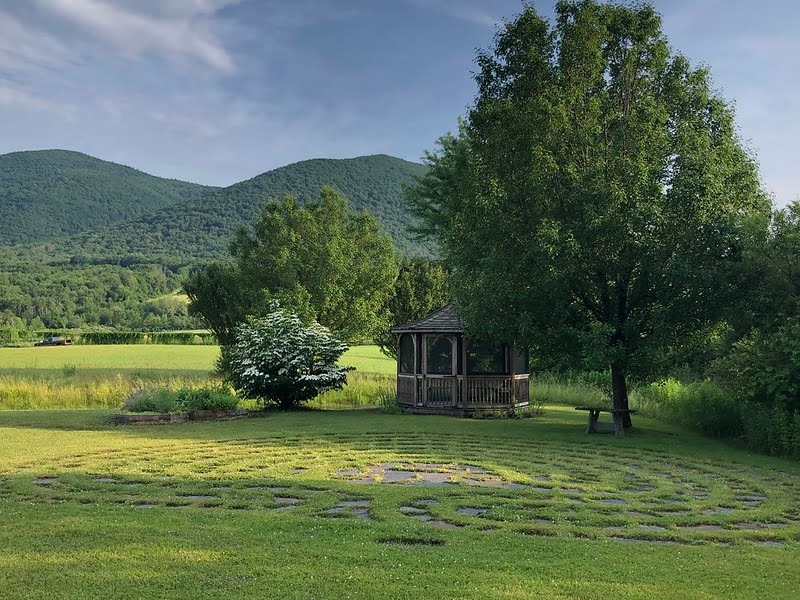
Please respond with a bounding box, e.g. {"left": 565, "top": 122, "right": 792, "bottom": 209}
{"left": 186, "top": 187, "right": 399, "bottom": 343}
{"left": 410, "top": 0, "right": 770, "bottom": 417}
{"left": 226, "top": 309, "right": 352, "bottom": 409}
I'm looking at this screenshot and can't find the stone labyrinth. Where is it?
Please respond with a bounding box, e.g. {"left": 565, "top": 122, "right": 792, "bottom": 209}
{"left": 5, "top": 432, "right": 799, "bottom": 547}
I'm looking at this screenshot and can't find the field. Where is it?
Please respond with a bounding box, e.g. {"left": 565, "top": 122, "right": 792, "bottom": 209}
{"left": 0, "top": 345, "right": 798, "bottom": 598}
{"left": 0, "top": 345, "right": 395, "bottom": 410}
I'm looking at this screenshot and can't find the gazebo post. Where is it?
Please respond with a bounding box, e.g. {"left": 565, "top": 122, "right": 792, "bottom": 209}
{"left": 461, "top": 336, "right": 468, "bottom": 413}
{"left": 509, "top": 345, "right": 516, "bottom": 410}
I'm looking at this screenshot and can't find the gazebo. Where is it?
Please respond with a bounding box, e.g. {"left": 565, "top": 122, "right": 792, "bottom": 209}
{"left": 390, "top": 303, "right": 530, "bottom": 415}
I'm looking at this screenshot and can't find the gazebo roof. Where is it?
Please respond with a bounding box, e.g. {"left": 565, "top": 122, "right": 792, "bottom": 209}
{"left": 390, "top": 303, "right": 464, "bottom": 334}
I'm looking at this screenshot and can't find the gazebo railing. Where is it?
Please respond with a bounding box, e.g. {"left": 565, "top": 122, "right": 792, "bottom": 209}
{"left": 396, "top": 373, "right": 530, "bottom": 410}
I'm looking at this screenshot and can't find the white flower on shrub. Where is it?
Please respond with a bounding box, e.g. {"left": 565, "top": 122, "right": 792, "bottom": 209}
{"left": 226, "top": 309, "right": 352, "bottom": 408}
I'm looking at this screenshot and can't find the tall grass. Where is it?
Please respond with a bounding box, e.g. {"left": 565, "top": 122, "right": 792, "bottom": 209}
{"left": 308, "top": 372, "right": 396, "bottom": 410}
{"left": 0, "top": 371, "right": 218, "bottom": 410}
{"left": 530, "top": 371, "right": 609, "bottom": 407}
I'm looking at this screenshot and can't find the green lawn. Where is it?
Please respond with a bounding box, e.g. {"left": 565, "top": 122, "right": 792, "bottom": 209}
{"left": 0, "top": 407, "right": 798, "bottom": 599}
{"left": 0, "top": 345, "right": 395, "bottom": 410}
{"left": 0, "top": 344, "right": 393, "bottom": 375}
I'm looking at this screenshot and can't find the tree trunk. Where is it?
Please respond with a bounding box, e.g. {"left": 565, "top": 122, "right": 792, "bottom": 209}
{"left": 611, "top": 362, "right": 632, "bottom": 428}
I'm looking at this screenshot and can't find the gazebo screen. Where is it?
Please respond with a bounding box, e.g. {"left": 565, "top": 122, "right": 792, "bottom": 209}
{"left": 399, "top": 333, "right": 414, "bottom": 374}
{"left": 426, "top": 335, "right": 452, "bottom": 374}
{"left": 467, "top": 341, "right": 507, "bottom": 375}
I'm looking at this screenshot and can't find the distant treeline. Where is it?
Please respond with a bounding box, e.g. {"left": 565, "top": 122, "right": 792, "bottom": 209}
{"left": 0, "top": 329, "right": 217, "bottom": 346}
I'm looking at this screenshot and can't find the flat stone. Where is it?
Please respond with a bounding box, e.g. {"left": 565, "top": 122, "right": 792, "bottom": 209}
{"left": 598, "top": 498, "right": 626, "bottom": 505}
{"left": 610, "top": 537, "right": 645, "bottom": 544}
{"left": 532, "top": 518, "right": 554, "bottom": 525}
{"left": 756, "top": 541, "right": 786, "bottom": 547}
{"left": 415, "top": 472, "right": 453, "bottom": 484}
{"left": 738, "top": 495, "right": 767, "bottom": 501}
{"left": 274, "top": 497, "right": 302, "bottom": 505}
{"left": 410, "top": 514, "right": 432, "bottom": 522}
{"left": 534, "top": 476, "right": 551, "bottom": 482}
{"left": 352, "top": 509, "right": 373, "bottom": 521}
{"left": 265, "top": 486, "right": 291, "bottom": 492}
{"left": 94, "top": 477, "right": 117, "bottom": 483}
{"left": 660, "top": 510, "right": 691, "bottom": 517}
{"left": 678, "top": 525, "right": 724, "bottom": 531}
{"left": 399, "top": 506, "right": 427, "bottom": 514}
{"left": 134, "top": 503, "right": 157, "bottom": 509}
{"left": 34, "top": 478, "right": 58, "bottom": 486}
{"left": 427, "top": 520, "right": 462, "bottom": 530}
{"left": 530, "top": 486, "right": 552, "bottom": 493}
{"left": 382, "top": 470, "right": 416, "bottom": 482}
{"left": 503, "top": 483, "right": 527, "bottom": 490}
{"left": 639, "top": 524, "right": 667, "bottom": 531}
{"left": 336, "top": 468, "right": 361, "bottom": 477}
{"left": 323, "top": 507, "right": 344, "bottom": 515}
{"left": 735, "top": 522, "right": 766, "bottom": 530}
{"left": 291, "top": 468, "right": 308, "bottom": 474}
{"left": 457, "top": 507, "right": 487, "bottom": 517}
{"left": 626, "top": 511, "right": 653, "bottom": 518}
{"left": 339, "top": 500, "right": 370, "bottom": 508}
{"left": 562, "top": 489, "right": 584, "bottom": 496}
{"left": 271, "top": 504, "right": 298, "bottom": 511}
{"left": 702, "top": 507, "right": 734, "bottom": 516}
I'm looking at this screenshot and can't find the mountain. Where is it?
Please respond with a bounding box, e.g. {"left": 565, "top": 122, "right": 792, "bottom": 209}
{"left": 0, "top": 152, "right": 431, "bottom": 332}
{"left": 0, "top": 149, "right": 212, "bottom": 245}
{"left": 64, "top": 153, "right": 430, "bottom": 262}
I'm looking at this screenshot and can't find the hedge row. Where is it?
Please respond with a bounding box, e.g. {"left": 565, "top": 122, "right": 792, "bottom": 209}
{"left": 0, "top": 329, "right": 217, "bottom": 346}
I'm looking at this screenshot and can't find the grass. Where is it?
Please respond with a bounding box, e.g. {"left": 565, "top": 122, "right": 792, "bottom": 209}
{"left": 0, "top": 345, "right": 395, "bottom": 410}
{"left": 0, "top": 407, "right": 798, "bottom": 598}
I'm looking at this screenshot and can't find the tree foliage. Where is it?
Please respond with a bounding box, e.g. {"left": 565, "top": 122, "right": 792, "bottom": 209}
{"left": 410, "top": 0, "right": 770, "bottom": 424}
{"left": 186, "top": 187, "right": 400, "bottom": 343}
{"left": 226, "top": 310, "right": 352, "bottom": 409}
{"left": 375, "top": 257, "right": 450, "bottom": 358}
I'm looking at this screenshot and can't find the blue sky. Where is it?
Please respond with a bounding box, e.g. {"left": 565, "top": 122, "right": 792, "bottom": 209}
{"left": 0, "top": 0, "right": 797, "bottom": 206}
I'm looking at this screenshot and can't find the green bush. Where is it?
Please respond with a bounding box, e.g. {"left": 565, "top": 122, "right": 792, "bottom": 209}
{"left": 634, "top": 378, "right": 743, "bottom": 438}
{"left": 178, "top": 386, "right": 238, "bottom": 412}
{"left": 741, "top": 404, "right": 800, "bottom": 458}
{"left": 123, "top": 389, "right": 180, "bottom": 413}
{"left": 225, "top": 309, "right": 352, "bottom": 409}
{"left": 123, "top": 386, "right": 238, "bottom": 413}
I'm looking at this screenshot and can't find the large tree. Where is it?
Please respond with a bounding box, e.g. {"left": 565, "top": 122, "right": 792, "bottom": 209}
{"left": 186, "top": 187, "right": 399, "bottom": 344}
{"left": 374, "top": 257, "right": 450, "bottom": 358}
{"left": 410, "top": 1, "right": 770, "bottom": 426}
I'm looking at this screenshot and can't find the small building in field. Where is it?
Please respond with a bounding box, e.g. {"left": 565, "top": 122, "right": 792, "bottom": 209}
{"left": 390, "top": 303, "right": 529, "bottom": 415}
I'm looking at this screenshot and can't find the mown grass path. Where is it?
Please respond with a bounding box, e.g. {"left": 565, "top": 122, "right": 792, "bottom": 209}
{"left": 0, "top": 407, "right": 798, "bottom": 598}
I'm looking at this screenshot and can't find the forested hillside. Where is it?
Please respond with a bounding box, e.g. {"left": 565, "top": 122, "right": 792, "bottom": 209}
{"left": 59, "top": 154, "right": 429, "bottom": 261}
{"left": 0, "top": 153, "right": 429, "bottom": 332}
{"left": 0, "top": 150, "right": 211, "bottom": 245}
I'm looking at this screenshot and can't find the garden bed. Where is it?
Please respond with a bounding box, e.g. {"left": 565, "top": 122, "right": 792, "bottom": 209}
{"left": 114, "top": 409, "right": 266, "bottom": 425}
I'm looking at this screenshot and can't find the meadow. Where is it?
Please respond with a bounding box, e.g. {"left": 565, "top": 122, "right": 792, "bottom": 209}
{"left": 0, "top": 344, "right": 798, "bottom": 598}
{"left": 0, "top": 344, "right": 395, "bottom": 410}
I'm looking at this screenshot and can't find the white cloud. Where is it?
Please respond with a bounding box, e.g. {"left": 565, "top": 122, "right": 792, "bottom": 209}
{"left": 0, "top": 81, "right": 74, "bottom": 118}
{"left": 407, "top": 0, "right": 501, "bottom": 28}
{"left": 33, "top": 0, "right": 238, "bottom": 73}
{"left": 0, "top": 13, "right": 71, "bottom": 74}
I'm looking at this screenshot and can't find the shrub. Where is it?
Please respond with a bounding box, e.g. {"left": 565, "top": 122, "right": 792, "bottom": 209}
{"left": 123, "top": 389, "right": 180, "bottom": 413}
{"left": 178, "top": 386, "right": 238, "bottom": 412}
{"left": 225, "top": 310, "right": 352, "bottom": 409}
{"left": 633, "top": 378, "right": 743, "bottom": 438}
{"left": 122, "top": 386, "right": 239, "bottom": 413}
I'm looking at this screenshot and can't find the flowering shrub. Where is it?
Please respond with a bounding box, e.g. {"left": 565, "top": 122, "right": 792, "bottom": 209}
{"left": 226, "top": 310, "right": 352, "bottom": 409}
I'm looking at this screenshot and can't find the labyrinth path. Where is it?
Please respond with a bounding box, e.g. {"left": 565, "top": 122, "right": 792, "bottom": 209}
{"left": 4, "top": 432, "right": 798, "bottom": 547}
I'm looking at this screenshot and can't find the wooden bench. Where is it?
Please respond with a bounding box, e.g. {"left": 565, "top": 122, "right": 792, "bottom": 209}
{"left": 575, "top": 407, "right": 636, "bottom": 437}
